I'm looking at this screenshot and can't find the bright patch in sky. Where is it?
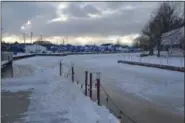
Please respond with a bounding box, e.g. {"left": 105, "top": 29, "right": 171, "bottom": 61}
{"left": 58, "top": 3, "right": 68, "bottom": 9}
{"left": 21, "top": 26, "right": 25, "bottom": 30}
{"left": 27, "top": 21, "right": 31, "bottom": 25}
{"left": 124, "top": 5, "right": 134, "bottom": 10}
{"left": 88, "top": 13, "right": 101, "bottom": 18}
{"left": 20, "top": 20, "right": 32, "bottom": 32}
{"left": 48, "top": 16, "right": 68, "bottom": 23}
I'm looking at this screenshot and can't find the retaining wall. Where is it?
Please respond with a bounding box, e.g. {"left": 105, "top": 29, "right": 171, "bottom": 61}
{"left": 118, "top": 60, "right": 184, "bottom": 72}
{"left": 13, "top": 54, "right": 36, "bottom": 60}
{"left": 1, "top": 52, "right": 13, "bottom": 61}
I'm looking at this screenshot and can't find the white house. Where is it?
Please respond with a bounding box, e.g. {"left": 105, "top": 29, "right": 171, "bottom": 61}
{"left": 161, "top": 26, "right": 184, "bottom": 46}
{"left": 161, "top": 26, "right": 184, "bottom": 56}
{"left": 25, "top": 44, "right": 47, "bottom": 53}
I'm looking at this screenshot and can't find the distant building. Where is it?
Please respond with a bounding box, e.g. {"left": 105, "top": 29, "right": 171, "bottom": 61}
{"left": 25, "top": 44, "right": 47, "bottom": 53}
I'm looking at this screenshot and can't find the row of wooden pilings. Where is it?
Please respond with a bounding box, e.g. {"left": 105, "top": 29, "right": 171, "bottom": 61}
{"left": 59, "top": 62, "right": 101, "bottom": 105}
{"left": 59, "top": 61, "right": 131, "bottom": 123}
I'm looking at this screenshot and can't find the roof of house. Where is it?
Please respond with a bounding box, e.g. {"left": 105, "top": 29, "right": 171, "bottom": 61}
{"left": 161, "top": 26, "right": 184, "bottom": 45}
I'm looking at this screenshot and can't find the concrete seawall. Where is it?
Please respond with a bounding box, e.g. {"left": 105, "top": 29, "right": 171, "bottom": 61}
{"left": 13, "top": 54, "right": 36, "bottom": 60}
{"left": 1, "top": 52, "right": 13, "bottom": 61}
{"left": 1, "top": 52, "right": 14, "bottom": 77}
{"left": 118, "top": 60, "right": 184, "bottom": 72}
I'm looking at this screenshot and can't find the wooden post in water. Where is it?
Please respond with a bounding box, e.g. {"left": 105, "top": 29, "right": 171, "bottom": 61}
{"left": 85, "top": 71, "right": 88, "bottom": 96}
{"left": 11, "top": 61, "right": 13, "bottom": 78}
{"left": 89, "top": 73, "right": 92, "bottom": 99}
{"left": 59, "top": 62, "right": 60, "bottom": 76}
{"left": 72, "top": 65, "right": 74, "bottom": 82}
{"left": 118, "top": 116, "right": 122, "bottom": 123}
{"left": 60, "top": 62, "right": 62, "bottom": 76}
{"left": 96, "top": 73, "right": 100, "bottom": 105}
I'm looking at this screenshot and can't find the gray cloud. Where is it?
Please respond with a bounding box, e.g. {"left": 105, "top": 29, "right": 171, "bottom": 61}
{"left": 2, "top": 2, "right": 162, "bottom": 38}
{"left": 2, "top": 2, "right": 55, "bottom": 34}
{"left": 83, "top": 4, "right": 101, "bottom": 14}
{"left": 63, "top": 3, "right": 87, "bottom": 18}
{"left": 62, "top": 2, "right": 101, "bottom": 18}
{"left": 106, "top": 2, "right": 128, "bottom": 9}
{"left": 39, "top": 15, "right": 142, "bottom": 37}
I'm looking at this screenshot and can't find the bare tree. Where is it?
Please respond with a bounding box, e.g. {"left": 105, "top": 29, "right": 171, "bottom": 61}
{"left": 155, "top": 2, "right": 184, "bottom": 57}
{"left": 135, "top": 35, "right": 149, "bottom": 50}
{"left": 142, "top": 18, "right": 158, "bottom": 55}
{"left": 142, "top": 2, "right": 184, "bottom": 57}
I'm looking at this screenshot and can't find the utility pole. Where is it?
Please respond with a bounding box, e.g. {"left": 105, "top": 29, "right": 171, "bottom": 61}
{"left": 67, "top": 36, "right": 68, "bottom": 44}
{"left": 23, "top": 33, "right": 26, "bottom": 44}
{"left": 39, "top": 34, "right": 42, "bottom": 52}
{"left": 30, "top": 32, "right": 33, "bottom": 44}
{"left": 1, "top": 27, "right": 3, "bottom": 43}
{"left": 40, "top": 34, "right": 42, "bottom": 42}
{"left": 1, "top": 2, "right": 2, "bottom": 43}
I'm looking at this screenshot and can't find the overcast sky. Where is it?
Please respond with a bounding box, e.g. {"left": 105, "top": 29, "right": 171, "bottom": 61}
{"left": 2, "top": 2, "right": 161, "bottom": 45}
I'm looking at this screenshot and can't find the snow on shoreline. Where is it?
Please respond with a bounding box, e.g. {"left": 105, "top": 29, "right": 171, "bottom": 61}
{"left": 2, "top": 57, "right": 118, "bottom": 123}
{"left": 120, "top": 52, "right": 184, "bottom": 68}
{"left": 13, "top": 53, "right": 32, "bottom": 57}
{"left": 1, "top": 60, "right": 9, "bottom": 66}
{"left": 2, "top": 54, "right": 184, "bottom": 121}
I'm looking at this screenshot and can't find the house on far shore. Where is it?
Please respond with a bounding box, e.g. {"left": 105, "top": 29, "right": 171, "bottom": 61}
{"left": 161, "top": 26, "right": 184, "bottom": 56}
{"left": 25, "top": 44, "right": 47, "bottom": 53}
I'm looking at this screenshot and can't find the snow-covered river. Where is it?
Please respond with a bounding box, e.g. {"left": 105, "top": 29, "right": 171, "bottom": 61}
{"left": 61, "top": 53, "right": 184, "bottom": 123}
{"left": 2, "top": 54, "right": 184, "bottom": 123}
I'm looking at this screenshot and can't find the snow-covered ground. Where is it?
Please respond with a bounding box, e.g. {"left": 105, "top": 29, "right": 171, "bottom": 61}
{"left": 60, "top": 53, "right": 184, "bottom": 115}
{"left": 2, "top": 54, "right": 184, "bottom": 123}
{"left": 120, "top": 52, "right": 184, "bottom": 67}
{"left": 13, "top": 53, "right": 32, "bottom": 57}
{"left": 1, "top": 60, "right": 9, "bottom": 66}
{"left": 2, "top": 56, "right": 118, "bottom": 123}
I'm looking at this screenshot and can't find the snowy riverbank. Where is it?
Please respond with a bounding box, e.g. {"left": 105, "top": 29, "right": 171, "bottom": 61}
{"left": 2, "top": 54, "right": 184, "bottom": 123}
{"left": 61, "top": 53, "right": 184, "bottom": 115}
{"left": 120, "top": 52, "right": 184, "bottom": 68}
{"left": 2, "top": 57, "right": 118, "bottom": 123}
